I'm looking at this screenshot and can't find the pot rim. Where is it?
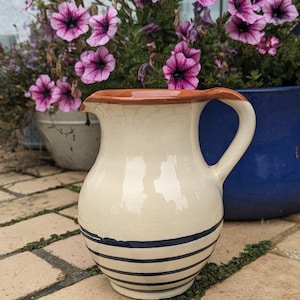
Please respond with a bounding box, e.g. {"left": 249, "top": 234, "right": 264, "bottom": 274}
{"left": 237, "top": 85, "right": 300, "bottom": 93}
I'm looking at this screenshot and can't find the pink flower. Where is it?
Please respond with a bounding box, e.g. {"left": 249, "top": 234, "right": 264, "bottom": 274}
{"left": 228, "top": 0, "right": 260, "bottom": 24}
{"left": 251, "top": 0, "right": 266, "bottom": 11}
{"left": 79, "top": 47, "right": 116, "bottom": 84}
{"left": 134, "top": 0, "right": 157, "bottom": 8}
{"left": 172, "top": 41, "right": 201, "bottom": 62}
{"left": 139, "top": 23, "right": 160, "bottom": 34}
{"left": 176, "top": 21, "right": 198, "bottom": 42}
{"left": 202, "top": 8, "right": 215, "bottom": 25}
{"left": 43, "top": 19, "right": 56, "bottom": 42}
{"left": 226, "top": 16, "right": 266, "bottom": 45}
{"left": 53, "top": 80, "right": 82, "bottom": 112}
{"left": 50, "top": 2, "right": 90, "bottom": 42}
{"left": 138, "top": 63, "right": 152, "bottom": 87}
{"left": 24, "top": 0, "right": 34, "bottom": 11}
{"left": 87, "top": 6, "right": 118, "bottom": 47}
{"left": 28, "top": 75, "right": 59, "bottom": 112}
{"left": 263, "top": 0, "right": 299, "bottom": 25}
{"left": 258, "top": 36, "right": 279, "bottom": 56}
{"left": 196, "top": 0, "right": 217, "bottom": 7}
{"left": 162, "top": 53, "right": 201, "bottom": 90}
{"left": 215, "top": 59, "right": 222, "bottom": 69}
{"left": 75, "top": 51, "right": 94, "bottom": 77}
{"left": 269, "top": 36, "right": 279, "bottom": 47}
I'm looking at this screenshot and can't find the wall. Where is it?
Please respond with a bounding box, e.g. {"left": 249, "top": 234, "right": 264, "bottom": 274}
{"left": 0, "top": 1, "right": 33, "bottom": 45}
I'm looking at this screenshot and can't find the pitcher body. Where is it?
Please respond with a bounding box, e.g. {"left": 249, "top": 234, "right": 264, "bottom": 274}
{"left": 78, "top": 88, "right": 255, "bottom": 299}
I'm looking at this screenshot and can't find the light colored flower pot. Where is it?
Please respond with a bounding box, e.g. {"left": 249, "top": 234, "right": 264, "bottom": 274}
{"left": 78, "top": 88, "right": 255, "bottom": 299}
{"left": 35, "top": 110, "right": 100, "bottom": 171}
{"left": 21, "top": 111, "right": 44, "bottom": 150}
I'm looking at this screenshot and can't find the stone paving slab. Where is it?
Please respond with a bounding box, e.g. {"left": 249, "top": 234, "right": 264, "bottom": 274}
{"left": 202, "top": 253, "right": 300, "bottom": 300}
{"left": 209, "top": 219, "right": 295, "bottom": 264}
{"left": 0, "top": 149, "right": 51, "bottom": 172}
{"left": 40, "top": 275, "right": 130, "bottom": 300}
{"left": 0, "top": 251, "right": 63, "bottom": 300}
{"left": 25, "top": 165, "right": 64, "bottom": 177}
{"left": 0, "top": 190, "right": 15, "bottom": 202}
{"left": 0, "top": 213, "right": 78, "bottom": 256}
{"left": 59, "top": 205, "right": 78, "bottom": 219}
{"left": 0, "top": 172, "right": 34, "bottom": 186}
{"left": 286, "top": 213, "right": 300, "bottom": 222}
{"left": 0, "top": 188, "right": 79, "bottom": 224}
{"left": 3, "top": 171, "right": 87, "bottom": 195}
{"left": 273, "top": 228, "right": 300, "bottom": 260}
{"left": 44, "top": 235, "right": 95, "bottom": 270}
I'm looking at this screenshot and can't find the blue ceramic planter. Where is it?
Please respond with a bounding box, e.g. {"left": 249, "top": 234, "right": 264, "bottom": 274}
{"left": 200, "top": 86, "right": 300, "bottom": 220}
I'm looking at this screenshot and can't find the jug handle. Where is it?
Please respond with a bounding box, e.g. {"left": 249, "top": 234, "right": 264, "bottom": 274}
{"left": 202, "top": 88, "right": 256, "bottom": 184}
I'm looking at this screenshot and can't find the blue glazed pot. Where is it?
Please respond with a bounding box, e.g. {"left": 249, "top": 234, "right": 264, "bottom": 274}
{"left": 199, "top": 86, "right": 300, "bottom": 220}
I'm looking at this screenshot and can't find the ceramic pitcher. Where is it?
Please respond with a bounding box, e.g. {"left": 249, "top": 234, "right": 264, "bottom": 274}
{"left": 78, "top": 88, "right": 256, "bottom": 299}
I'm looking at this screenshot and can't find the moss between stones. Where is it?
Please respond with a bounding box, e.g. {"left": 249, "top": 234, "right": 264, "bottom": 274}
{"left": 64, "top": 184, "right": 81, "bottom": 193}
{"left": 0, "top": 202, "right": 77, "bottom": 227}
{"left": 20, "top": 230, "right": 81, "bottom": 252}
{"left": 169, "top": 240, "right": 272, "bottom": 299}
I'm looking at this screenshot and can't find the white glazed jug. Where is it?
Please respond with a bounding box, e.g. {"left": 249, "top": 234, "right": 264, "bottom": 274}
{"left": 78, "top": 88, "right": 256, "bottom": 299}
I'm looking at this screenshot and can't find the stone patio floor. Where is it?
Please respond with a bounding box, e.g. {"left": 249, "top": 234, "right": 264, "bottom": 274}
{"left": 1, "top": 149, "right": 300, "bottom": 300}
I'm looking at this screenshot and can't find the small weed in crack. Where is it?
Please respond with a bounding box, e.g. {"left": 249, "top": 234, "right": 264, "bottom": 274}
{"left": 168, "top": 240, "right": 272, "bottom": 300}
{"left": 65, "top": 184, "right": 81, "bottom": 193}
{"left": 20, "top": 230, "right": 81, "bottom": 252}
{"left": 0, "top": 203, "right": 77, "bottom": 227}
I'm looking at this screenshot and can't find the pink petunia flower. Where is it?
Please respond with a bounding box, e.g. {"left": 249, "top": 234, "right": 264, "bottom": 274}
{"left": 79, "top": 46, "right": 116, "bottom": 84}
{"left": 172, "top": 41, "right": 201, "bottom": 62}
{"left": 176, "top": 21, "right": 198, "bottom": 42}
{"left": 138, "top": 63, "right": 153, "bottom": 87}
{"left": 43, "top": 19, "right": 56, "bottom": 42}
{"left": 176, "top": 21, "right": 191, "bottom": 41}
{"left": 202, "top": 8, "right": 215, "bottom": 25}
{"left": 251, "top": 0, "right": 266, "bottom": 11}
{"left": 28, "top": 75, "right": 59, "bottom": 112}
{"left": 24, "top": 0, "right": 34, "bottom": 11}
{"left": 139, "top": 23, "right": 160, "bottom": 34}
{"left": 228, "top": 0, "right": 261, "bottom": 24}
{"left": 258, "top": 36, "right": 279, "bottom": 55}
{"left": 74, "top": 50, "right": 95, "bottom": 77}
{"left": 196, "top": 0, "right": 217, "bottom": 7}
{"left": 263, "top": 0, "right": 299, "bottom": 25}
{"left": 134, "top": 0, "right": 157, "bottom": 8}
{"left": 162, "top": 52, "right": 201, "bottom": 90}
{"left": 50, "top": 2, "right": 90, "bottom": 42}
{"left": 87, "top": 6, "right": 118, "bottom": 47}
{"left": 226, "top": 15, "right": 266, "bottom": 45}
{"left": 53, "top": 80, "right": 82, "bottom": 112}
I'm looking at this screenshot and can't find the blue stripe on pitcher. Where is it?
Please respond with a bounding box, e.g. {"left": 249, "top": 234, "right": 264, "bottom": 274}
{"left": 79, "top": 217, "right": 223, "bottom": 248}
{"left": 86, "top": 237, "right": 219, "bottom": 263}
{"left": 97, "top": 254, "right": 210, "bottom": 276}
{"left": 106, "top": 270, "right": 199, "bottom": 287}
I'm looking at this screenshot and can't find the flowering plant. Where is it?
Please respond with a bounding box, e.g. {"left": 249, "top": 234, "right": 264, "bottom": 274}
{"left": 0, "top": 21, "right": 48, "bottom": 143}
{"left": 22, "top": 0, "right": 300, "bottom": 113}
